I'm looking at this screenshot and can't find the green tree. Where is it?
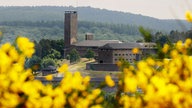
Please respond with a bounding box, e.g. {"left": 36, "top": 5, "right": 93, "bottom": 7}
{"left": 44, "top": 49, "right": 61, "bottom": 59}
{"left": 85, "top": 49, "right": 95, "bottom": 59}
{"left": 25, "top": 55, "right": 41, "bottom": 74}
{"left": 38, "top": 39, "right": 52, "bottom": 58}
{"left": 69, "top": 48, "right": 80, "bottom": 63}
{"left": 41, "top": 58, "right": 56, "bottom": 68}
{"left": 139, "top": 26, "right": 153, "bottom": 42}
{"left": 50, "top": 39, "right": 64, "bottom": 58}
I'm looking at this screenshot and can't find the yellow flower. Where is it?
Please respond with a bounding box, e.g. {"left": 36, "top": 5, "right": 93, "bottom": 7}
{"left": 45, "top": 75, "right": 53, "bottom": 81}
{"left": 92, "top": 89, "right": 101, "bottom": 97}
{"left": 184, "top": 38, "right": 192, "bottom": 48}
{"left": 8, "top": 47, "right": 19, "bottom": 62}
{"left": 124, "top": 77, "right": 137, "bottom": 92}
{"left": 105, "top": 75, "right": 115, "bottom": 87}
{"left": 0, "top": 31, "right": 2, "bottom": 36}
{"left": 146, "top": 57, "right": 155, "bottom": 66}
{"left": 176, "top": 40, "right": 183, "bottom": 52}
{"left": 83, "top": 76, "right": 90, "bottom": 86}
{"left": 1, "top": 43, "right": 11, "bottom": 52}
{"left": 0, "top": 50, "right": 12, "bottom": 73}
{"left": 162, "top": 44, "right": 169, "bottom": 53}
{"left": 185, "top": 10, "right": 192, "bottom": 22}
{"left": 95, "top": 96, "right": 104, "bottom": 104}
{"left": 116, "top": 61, "right": 122, "bottom": 67}
{"left": 170, "top": 49, "right": 179, "bottom": 58}
{"left": 1, "top": 92, "right": 20, "bottom": 107}
{"left": 132, "top": 47, "right": 139, "bottom": 54}
{"left": 137, "top": 72, "right": 147, "bottom": 90}
{"left": 16, "top": 37, "right": 35, "bottom": 58}
{"left": 90, "top": 105, "right": 103, "bottom": 108}
{"left": 57, "top": 64, "right": 68, "bottom": 73}
{"left": 40, "top": 96, "right": 53, "bottom": 108}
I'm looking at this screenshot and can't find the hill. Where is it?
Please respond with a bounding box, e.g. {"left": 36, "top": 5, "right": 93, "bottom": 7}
{"left": 0, "top": 6, "right": 191, "bottom": 32}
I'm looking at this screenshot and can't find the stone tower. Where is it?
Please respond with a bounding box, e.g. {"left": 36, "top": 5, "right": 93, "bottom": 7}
{"left": 64, "top": 11, "right": 77, "bottom": 47}
{"left": 64, "top": 11, "right": 78, "bottom": 58}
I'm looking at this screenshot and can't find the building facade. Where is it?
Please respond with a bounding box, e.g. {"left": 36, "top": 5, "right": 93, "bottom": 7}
{"left": 98, "top": 43, "right": 157, "bottom": 64}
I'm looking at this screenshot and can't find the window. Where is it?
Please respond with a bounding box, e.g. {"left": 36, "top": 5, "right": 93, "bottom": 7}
{"left": 99, "top": 60, "right": 103, "bottom": 63}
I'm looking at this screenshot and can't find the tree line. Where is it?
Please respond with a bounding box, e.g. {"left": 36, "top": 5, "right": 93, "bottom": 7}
{"left": 25, "top": 38, "right": 94, "bottom": 71}
{"left": 0, "top": 20, "right": 141, "bottom": 42}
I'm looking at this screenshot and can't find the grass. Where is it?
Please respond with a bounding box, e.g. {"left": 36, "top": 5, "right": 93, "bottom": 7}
{"left": 57, "top": 58, "right": 121, "bottom": 78}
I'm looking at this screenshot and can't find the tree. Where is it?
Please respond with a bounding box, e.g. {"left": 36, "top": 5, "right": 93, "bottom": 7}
{"left": 69, "top": 48, "right": 80, "bottom": 63}
{"left": 44, "top": 49, "right": 61, "bottom": 59}
{"left": 85, "top": 49, "right": 95, "bottom": 59}
{"left": 41, "top": 58, "right": 56, "bottom": 68}
{"left": 139, "top": 26, "right": 153, "bottom": 42}
{"left": 38, "top": 39, "right": 52, "bottom": 58}
{"left": 156, "top": 35, "right": 170, "bottom": 47}
{"left": 25, "top": 55, "right": 41, "bottom": 74}
{"left": 50, "top": 39, "right": 64, "bottom": 58}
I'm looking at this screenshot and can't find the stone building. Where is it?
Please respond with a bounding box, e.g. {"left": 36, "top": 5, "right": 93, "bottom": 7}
{"left": 73, "top": 40, "right": 122, "bottom": 57}
{"left": 63, "top": 11, "right": 157, "bottom": 71}
{"left": 98, "top": 43, "right": 157, "bottom": 64}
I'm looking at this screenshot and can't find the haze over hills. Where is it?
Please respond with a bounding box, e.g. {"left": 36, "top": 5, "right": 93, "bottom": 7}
{"left": 0, "top": 6, "right": 191, "bottom": 32}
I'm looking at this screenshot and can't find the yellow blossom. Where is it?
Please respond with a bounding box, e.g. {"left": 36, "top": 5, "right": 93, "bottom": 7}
{"left": 105, "top": 75, "right": 115, "bottom": 87}
{"left": 92, "top": 89, "right": 101, "bottom": 97}
{"left": 184, "top": 38, "right": 191, "bottom": 48}
{"left": 0, "top": 50, "right": 12, "bottom": 73}
{"left": 1, "top": 42, "right": 11, "bottom": 52}
{"left": 90, "top": 105, "right": 103, "bottom": 108}
{"left": 57, "top": 64, "right": 68, "bottom": 73}
{"left": 132, "top": 47, "right": 139, "bottom": 54}
{"left": 170, "top": 49, "right": 179, "bottom": 58}
{"left": 162, "top": 44, "right": 169, "bottom": 53}
{"left": 45, "top": 75, "right": 53, "bottom": 81}
{"left": 146, "top": 57, "right": 155, "bottom": 66}
{"left": 95, "top": 96, "right": 104, "bottom": 104}
{"left": 176, "top": 40, "right": 183, "bottom": 52}
{"left": 16, "top": 36, "right": 35, "bottom": 58}
{"left": 185, "top": 10, "right": 192, "bottom": 22}
{"left": 0, "top": 31, "right": 2, "bottom": 36}
{"left": 124, "top": 77, "right": 137, "bottom": 92}
{"left": 116, "top": 61, "right": 122, "bottom": 67}
{"left": 40, "top": 96, "right": 52, "bottom": 108}
{"left": 83, "top": 76, "right": 90, "bottom": 86}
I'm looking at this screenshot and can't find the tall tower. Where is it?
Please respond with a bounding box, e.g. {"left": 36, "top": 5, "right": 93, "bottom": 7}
{"left": 64, "top": 11, "right": 78, "bottom": 48}
{"left": 64, "top": 11, "right": 78, "bottom": 58}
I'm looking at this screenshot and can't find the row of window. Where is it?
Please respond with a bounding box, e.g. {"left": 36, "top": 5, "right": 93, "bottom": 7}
{"left": 114, "top": 58, "right": 136, "bottom": 62}
{"left": 114, "top": 53, "right": 136, "bottom": 56}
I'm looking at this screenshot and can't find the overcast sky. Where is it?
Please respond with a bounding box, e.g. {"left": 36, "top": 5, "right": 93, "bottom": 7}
{"left": 1, "top": 0, "right": 192, "bottom": 19}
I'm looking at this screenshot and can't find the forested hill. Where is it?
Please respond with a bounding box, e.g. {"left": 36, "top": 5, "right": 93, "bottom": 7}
{"left": 0, "top": 6, "right": 191, "bottom": 32}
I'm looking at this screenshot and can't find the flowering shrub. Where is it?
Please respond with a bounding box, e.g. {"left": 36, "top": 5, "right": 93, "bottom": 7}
{"left": 0, "top": 37, "right": 104, "bottom": 108}
{"left": 116, "top": 38, "right": 192, "bottom": 108}
{"left": 2, "top": 36, "right": 192, "bottom": 108}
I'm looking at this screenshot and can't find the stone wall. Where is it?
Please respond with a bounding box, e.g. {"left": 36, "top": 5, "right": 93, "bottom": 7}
{"left": 86, "top": 63, "right": 119, "bottom": 71}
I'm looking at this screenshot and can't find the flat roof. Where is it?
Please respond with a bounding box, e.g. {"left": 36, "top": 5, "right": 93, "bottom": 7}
{"left": 100, "top": 42, "right": 157, "bottom": 49}
{"left": 73, "top": 40, "right": 122, "bottom": 47}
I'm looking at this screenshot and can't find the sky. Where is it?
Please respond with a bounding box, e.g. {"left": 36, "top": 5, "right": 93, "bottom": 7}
{"left": 0, "top": 0, "right": 192, "bottom": 19}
